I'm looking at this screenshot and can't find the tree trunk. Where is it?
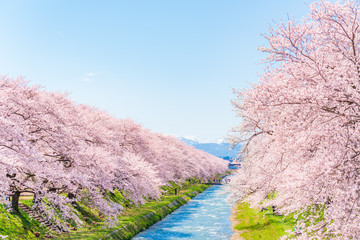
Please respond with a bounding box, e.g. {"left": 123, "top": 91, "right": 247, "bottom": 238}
{"left": 67, "top": 192, "right": 77, "bottom": 205}
{"left": 11, "top": 191, "right": 20, "bottom": 212}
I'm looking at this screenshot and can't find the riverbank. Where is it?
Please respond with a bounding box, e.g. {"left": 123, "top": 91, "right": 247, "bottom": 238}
{"left": 230, "top": 202, "right": 295, "bottom": 240}
{"left": 230, "top": 206, "right": 245, "bottom": 240}
{"left": 54, "top": 183, "right": 210, "bottom": 240}
{"left": 0, "top": 182, "right": 211, "bottom": 239}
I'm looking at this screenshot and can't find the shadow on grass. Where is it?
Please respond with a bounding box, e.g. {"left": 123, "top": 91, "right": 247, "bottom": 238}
{"left": 235, "top": 203, "right": 295, "bottom": 240}
{"left": 14, "top": 208, "right": 49, "bottom": 239}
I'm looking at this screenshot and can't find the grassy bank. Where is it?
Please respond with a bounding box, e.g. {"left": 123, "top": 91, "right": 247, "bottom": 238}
{"left": 55, "top": 183, "right": 209, "bottom": 240}
{"left": 232, "top": 202, "right": 296, "bottom": 240}
{"left": 0, "top": 204, "right": 51, "bottom": 240}
{"left": 0, "top": 182, "right": 210, "bottom": 240}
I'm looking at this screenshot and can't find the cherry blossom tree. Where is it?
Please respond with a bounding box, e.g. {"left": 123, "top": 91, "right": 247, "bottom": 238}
{"left": 230, "top": 0, "right": 360, "bottom": 238}
{"left": 0, "top": 76, "right": 227, "bottom": 230}
{"left": 0, "top": 78, "right": 126, "bottom": 228}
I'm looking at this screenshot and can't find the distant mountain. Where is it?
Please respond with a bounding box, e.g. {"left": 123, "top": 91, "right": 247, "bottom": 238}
{"left": 179, "top": 137, "right": 241, "bottom": 160}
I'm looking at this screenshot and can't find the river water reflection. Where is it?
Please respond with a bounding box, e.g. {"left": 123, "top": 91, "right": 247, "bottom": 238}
{"left": 132, "top": 185, "right": 233, "bottom": 240}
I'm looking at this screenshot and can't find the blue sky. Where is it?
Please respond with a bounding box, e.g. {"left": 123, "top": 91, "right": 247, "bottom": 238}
{"left": 0, "top": 0, "right": 313, "bottom": 141}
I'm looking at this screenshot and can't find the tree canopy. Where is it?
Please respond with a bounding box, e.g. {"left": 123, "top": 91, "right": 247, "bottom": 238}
{"left": 230, "top": 0, "right": 360, "bottom": 238}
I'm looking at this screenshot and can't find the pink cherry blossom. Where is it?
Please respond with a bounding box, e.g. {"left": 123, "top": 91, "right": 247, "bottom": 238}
{"left": 0, "top": 76, "right": 228, "bottom": 230}
{"left": 230, "top": 1, "right": 360, "bottom": 238}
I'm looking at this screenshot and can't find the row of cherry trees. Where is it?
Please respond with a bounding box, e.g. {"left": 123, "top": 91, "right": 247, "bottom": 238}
{"left": 230, "top": 0, "right": 360, "bottom": 239}
{"left": 0, "top": 77, "right": 227, "bottom": 229}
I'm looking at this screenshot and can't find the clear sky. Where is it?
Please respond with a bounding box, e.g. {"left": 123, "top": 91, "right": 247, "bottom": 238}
{"left": 0, "top": 0, "right": 314, "bottom": 141}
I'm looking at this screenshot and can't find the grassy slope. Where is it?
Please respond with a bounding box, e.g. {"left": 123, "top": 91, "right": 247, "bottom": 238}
{"left": 234, "top": 202, "right": 296, "bottom": 240}
{"left": 0, "top": 204, "right": 49, "bottom": 239}
{"left": 54, "top": 183, "right": 209, "bottom": 240}
{"left": 0, "top": 182, "right": 211, "bottom": 240}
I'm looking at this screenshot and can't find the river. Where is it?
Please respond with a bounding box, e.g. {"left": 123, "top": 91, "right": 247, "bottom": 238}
{"left": 132, "top": 185, "right": 233, "bottom": 240}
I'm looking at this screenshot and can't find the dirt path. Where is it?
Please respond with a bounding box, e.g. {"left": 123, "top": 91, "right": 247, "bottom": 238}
{"left": 230, "top": 206, "right": 247, "bottom": 240}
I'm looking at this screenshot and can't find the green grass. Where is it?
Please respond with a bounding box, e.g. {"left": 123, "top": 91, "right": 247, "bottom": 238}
{"left": 0, "top": 180, "right": 212, "bottom": 240}
{"left": 0, "top": 204, "right": 50, "bottom": 239}
{"left": 54, "top": 183, "right": 209, "bottom": 239}
{"left": 234, "top": 202, "right": 296, "bottom": 240}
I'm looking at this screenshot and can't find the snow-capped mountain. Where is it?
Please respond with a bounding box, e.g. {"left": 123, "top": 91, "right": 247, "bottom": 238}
{"left": 179, "top": 137, "right": 241, "bottom": 160}
{"left": 181, "top": 136, "right": 225, "bottom": 144}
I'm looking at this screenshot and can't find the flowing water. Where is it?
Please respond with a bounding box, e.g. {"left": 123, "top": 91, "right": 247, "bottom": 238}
{"left": 132, "top": 185, "right": 233, "bottom": 240}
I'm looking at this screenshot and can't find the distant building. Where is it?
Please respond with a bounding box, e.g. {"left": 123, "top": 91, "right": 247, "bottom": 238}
{"left": 228, "top": 162, "right": 241, "bottom": 169}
